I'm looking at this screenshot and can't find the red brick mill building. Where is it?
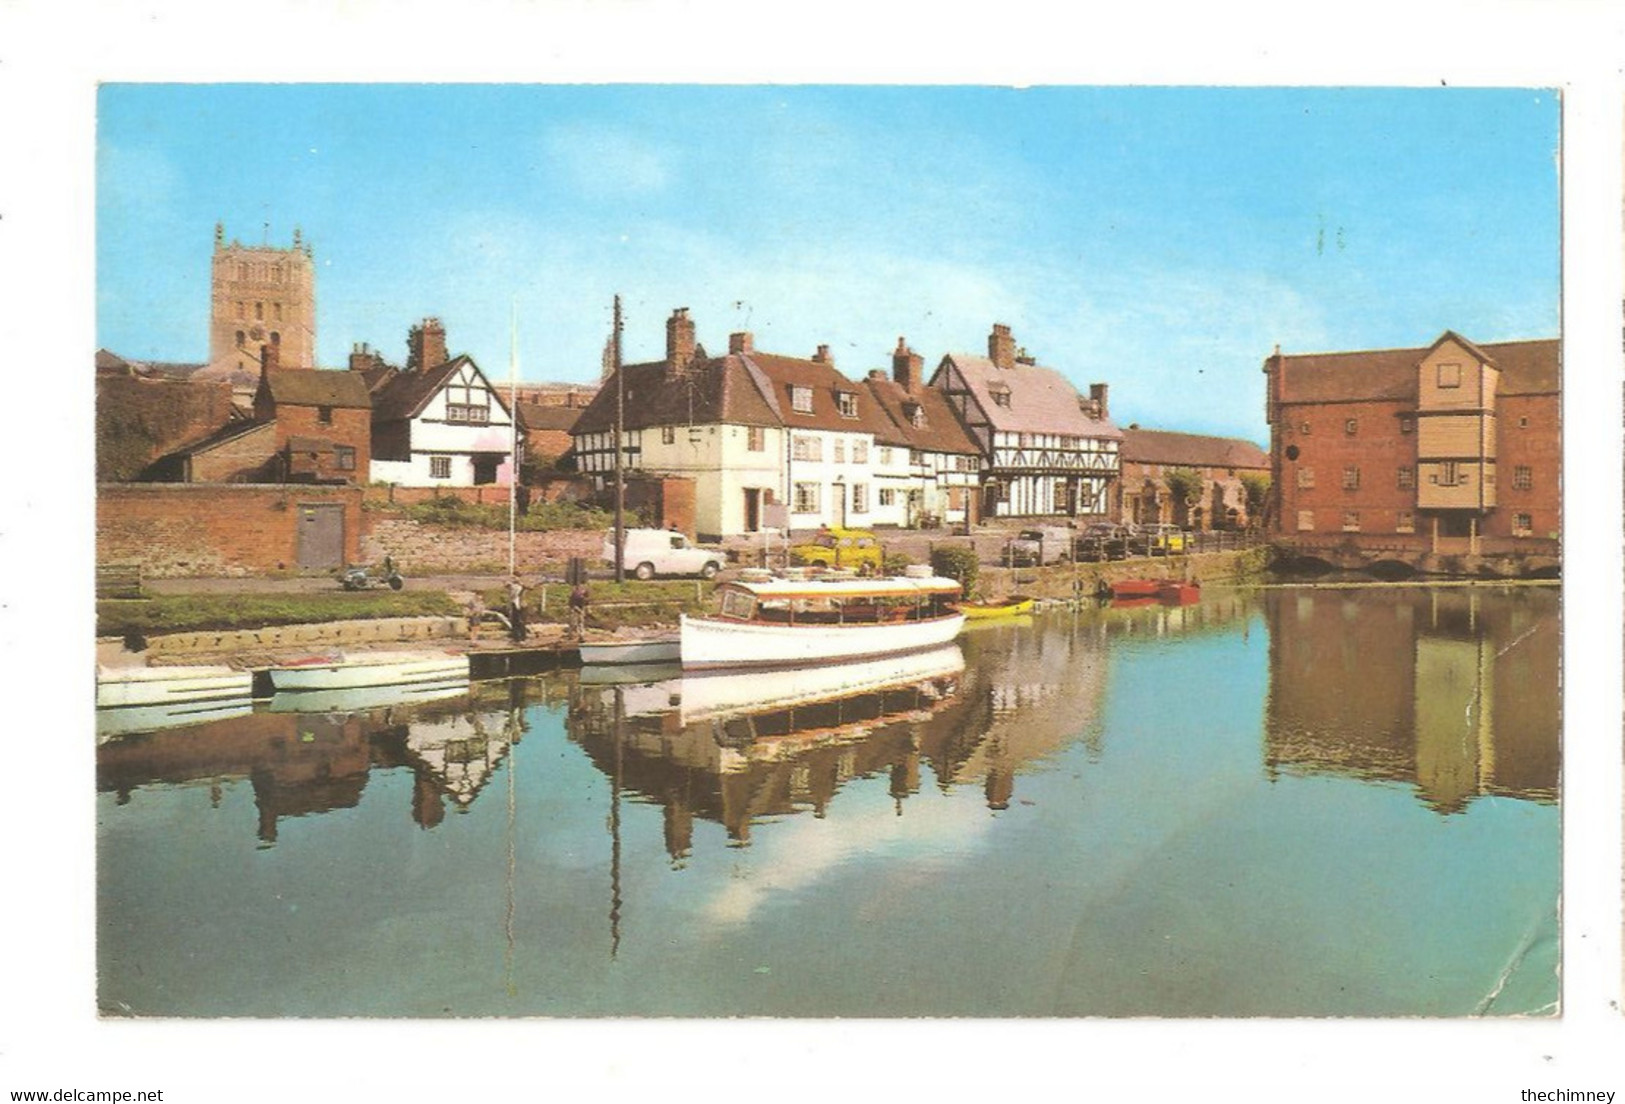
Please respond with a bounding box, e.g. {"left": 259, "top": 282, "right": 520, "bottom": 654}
{"left": 1263, "top": 331, "right": 1559, "bottom": 574}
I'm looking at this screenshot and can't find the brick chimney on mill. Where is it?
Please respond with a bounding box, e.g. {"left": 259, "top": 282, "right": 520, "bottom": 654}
{"left": 666, "top": 307, "right": 696, "bottom": 377}
{"left": 988, "top": 323, "right": 1016, "bottom": 370}
{"left": 892, "top": 336, "right": 924, "bottom": 392}
{"left": 407, "top": 318, "right": 448, "bottom": 373}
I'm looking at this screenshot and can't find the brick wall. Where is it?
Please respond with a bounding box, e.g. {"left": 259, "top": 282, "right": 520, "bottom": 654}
{"left": 97, "top": 375, "right": 237, "bottom": 481}
{"left": 362, "top": 518, "right": 602, "bottom": 574}
{"left": 1273, "top": 399, "right": 1416, "bottom": 536}
{"left": 97, "top": 484, "right": 363, "bottom": 576}
{"left": 274, "top": 404, "right": 371, "bottom": 479}
{"left": 189, "top": 421, "right": 278, "bottom": 482}
{"left": 1488, "top": 393, "right": 1560, "bottom": 540}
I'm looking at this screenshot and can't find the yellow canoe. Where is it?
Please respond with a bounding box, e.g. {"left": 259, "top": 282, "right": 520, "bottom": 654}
{"left": 959, "top": 595, "right": 1036, "bottom": 619}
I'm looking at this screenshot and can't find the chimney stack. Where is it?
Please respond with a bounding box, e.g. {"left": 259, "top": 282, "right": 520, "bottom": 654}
{"left": 988, "top": 323, "right": 1016, "bottom": 371}
{"left": 892, "top": 336, "right": 925, "bottom": 392}
{"left": 1089, "top": 382, "right": 1109, "bottom": 421}
{"left": 407, "top": 318, "right": 448, "bottom": 373}
{"left": 666, "top": 308, "right": 696, "bottom": 375}
{"left": 729, "top": 331, "right": 754, "bottom": 355}
{"left": 260, "top": 341, "right": 280, "bottom": 374}
{"left": 812, "top": 343, "right": 833, "bottom": 367}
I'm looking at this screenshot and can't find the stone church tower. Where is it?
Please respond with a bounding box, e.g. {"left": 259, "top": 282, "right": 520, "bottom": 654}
{"left": 209, "top": 222, "right": 317, "bottom": 373}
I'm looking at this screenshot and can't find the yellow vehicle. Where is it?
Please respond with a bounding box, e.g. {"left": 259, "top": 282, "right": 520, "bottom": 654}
{"left": 790, "top": 527, "right": 884, "bottom": 572}
{"left": 1146, "top": 523, "right": 1188, "bottom": 555}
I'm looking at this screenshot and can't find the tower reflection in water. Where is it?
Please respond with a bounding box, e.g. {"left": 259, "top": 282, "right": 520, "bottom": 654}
{"left": 1263, "top": 586, "right": 1558, "bottom": 813}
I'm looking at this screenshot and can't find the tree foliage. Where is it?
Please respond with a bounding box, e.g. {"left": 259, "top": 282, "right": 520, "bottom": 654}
{"left": 1163, "top": 467, "right": 1204, "bottom": 505}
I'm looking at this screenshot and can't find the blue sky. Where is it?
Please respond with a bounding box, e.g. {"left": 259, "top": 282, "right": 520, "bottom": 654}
{"left": 97, "top": 85, "right": 1559, "bottom": 441}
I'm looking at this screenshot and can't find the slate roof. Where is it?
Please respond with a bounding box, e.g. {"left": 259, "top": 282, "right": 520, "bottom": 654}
{"left": 262, "top": 368, "right": 372, "bottom": 409}
{"left": 860, "top": 373, "right": 981, "bottom": 455}
{"left": 167, "top": 415, "right": 272, "bottom": 457}
{"left": 938, "top": 353, "right": 1122, "bottom": 439}
{"left": 1271, "top": 334, "right": 1560, "bottom": 403}
{"left": 1120, "top": 428, "right": 1268, "bottom": 471}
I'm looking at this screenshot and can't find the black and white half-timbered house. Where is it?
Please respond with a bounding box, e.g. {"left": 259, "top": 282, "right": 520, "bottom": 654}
{"left": 933, "top": 324, "right": 1120, "bottom": 520}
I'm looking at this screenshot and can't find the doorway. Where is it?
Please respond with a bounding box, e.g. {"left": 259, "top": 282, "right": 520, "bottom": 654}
{"left": 296, "top": 503, "right": 345, "bottom": 569}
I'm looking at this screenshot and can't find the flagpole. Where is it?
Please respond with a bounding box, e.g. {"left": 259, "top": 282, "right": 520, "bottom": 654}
{"left": 508, "top": 299, "right": 519, "bottom": 580}
{"left": 612, "top": 295, "right": 625, "bottom": 585}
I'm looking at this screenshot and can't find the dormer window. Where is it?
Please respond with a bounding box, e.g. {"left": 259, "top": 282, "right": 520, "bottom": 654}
{"left": 990, "top": 385, "right": 1012, "bottom": 408}
{"left": 835, "top": 391, "right": 858, "bottom": 418}
{"left": 791, "top": 386, "right": 814, "bottom": 414}
{"left": 902, "top": 401, "right": 924, "bottom": 427}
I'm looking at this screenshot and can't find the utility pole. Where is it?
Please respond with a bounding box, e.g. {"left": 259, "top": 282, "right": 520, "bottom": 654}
{"left": 613, "top": 295, "right": 625, "bottom": 584}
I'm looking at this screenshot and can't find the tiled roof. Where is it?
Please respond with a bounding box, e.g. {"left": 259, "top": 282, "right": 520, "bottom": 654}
{"left": 370, "top": 355, "right": 518, "bottom": 423}
{"left": 1120, "top": 428, "right": 1268, "bottom": 470}
{"left": 1272, "top": 335, "right": 1559, "bottom": 403}
{"left": 860, "top": 373, "right": 981, "bottom": 455}
{"left": 741, "top": 352, "right": 896, "bottom": 437}
{"left": 939, "top": 353, "right": 1122, "bottom": 439}
{"left": 516, "top": 402, "right": 583, "bottom": 432}
{"left": 169, "top": 416, "right": 272, "bottom": 457}
{"left": 263, "top": 368, "right": 372, "bottom": 409}
{"left": 571, "top": 356, "right": 781, "bottom": 434}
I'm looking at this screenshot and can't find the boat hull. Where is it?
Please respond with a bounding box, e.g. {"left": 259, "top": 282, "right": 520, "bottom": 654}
{"left": 679, "top": 612, "right": 965, "bottom": 670}
{"left": 578, "top": 636, "right": 681, "bottom": 666}
{"left": 1110, "top": 579, "right": 1162, "bottom": 599}
{"left": 96, "top": 665, "right": 254, "bottom": 708}
{"left": 960, "top": 596, "right": 1035, "bottom": 620}
{"left": 267, "top": 652, "right": 470, "bottom": 692}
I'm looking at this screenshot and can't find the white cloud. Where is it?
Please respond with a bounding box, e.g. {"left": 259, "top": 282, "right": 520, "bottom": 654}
{"left": 539, "top": 125, "right": 676, "bottom": 198}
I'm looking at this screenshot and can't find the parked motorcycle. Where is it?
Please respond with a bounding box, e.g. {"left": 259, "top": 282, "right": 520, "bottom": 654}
{"left": 341, "top": 557, "right": 404, "bottom": 591}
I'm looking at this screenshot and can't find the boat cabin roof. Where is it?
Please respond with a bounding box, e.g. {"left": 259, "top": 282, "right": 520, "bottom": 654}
{"left": 720, "top": 574, "right": 961, "bottom": 601}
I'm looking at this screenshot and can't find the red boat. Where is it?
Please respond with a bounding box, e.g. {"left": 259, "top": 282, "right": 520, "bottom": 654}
{"left": 1108, "top": 578, "right": 1201, "bottom": 604}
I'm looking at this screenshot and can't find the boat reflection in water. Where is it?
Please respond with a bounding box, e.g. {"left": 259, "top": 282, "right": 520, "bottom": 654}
{"left": 1264, "top": 586, "right": 1558, "bottom": 812}
{"left": 96, "top": 678, "right": 543, "bottom": 843}
{"left": 568, "top": 646, "right": 968, "bottom": 856}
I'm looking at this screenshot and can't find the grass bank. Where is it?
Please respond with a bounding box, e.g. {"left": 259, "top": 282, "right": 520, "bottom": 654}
{"left": 481, "top": 578, "right": 716, "bottom": 633}
{"left": 98, "top": 592, "right": 462, "bottom": 637}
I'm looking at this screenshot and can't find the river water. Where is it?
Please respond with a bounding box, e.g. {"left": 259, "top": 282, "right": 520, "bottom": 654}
{"left": 96, "top": 584, "right": 1558, "bottom": 1017}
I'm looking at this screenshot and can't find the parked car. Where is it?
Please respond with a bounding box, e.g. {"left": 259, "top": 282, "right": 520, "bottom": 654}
{"left": 1074, "top": 523, "right": 1132, "bottom": 562}
{"left": 789, "top": 527, "right": 883, "bottom": 572}
{"left": 1007, "top": 526, "right": 1074, "bottom": 566}
{"left": 1145, "top": 523, "right": 1188, "bottom": 555}
{"left": 603, "top": 528, "right": 726, "bottom": 580}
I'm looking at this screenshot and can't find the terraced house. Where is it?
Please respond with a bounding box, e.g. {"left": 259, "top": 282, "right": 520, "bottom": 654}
{"left": 1263, "top": 331, "right": 1560, "bottom": 572}
{"left": 574, "top": 309, "right": 901, "bottom": 539}
{"left": 933, "top": 323, "right": 1120, "bottom": 520}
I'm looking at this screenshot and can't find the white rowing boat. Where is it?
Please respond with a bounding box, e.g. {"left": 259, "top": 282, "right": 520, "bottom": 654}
{"left": 266, "top": 650, "right": 470, "bottom": 692}
{"left": 577, "top": 634, "right": 681, "bottom": 666}
{"left": 96, "top": 664, "right": 254, "bottom": 709}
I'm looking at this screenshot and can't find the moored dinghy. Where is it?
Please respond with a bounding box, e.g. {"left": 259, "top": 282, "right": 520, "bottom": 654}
{"left": 96, "top": 664, "right": 254, "bottom": 709}
{"left": 266, "top": 650, "right": 470, "bottom": 692}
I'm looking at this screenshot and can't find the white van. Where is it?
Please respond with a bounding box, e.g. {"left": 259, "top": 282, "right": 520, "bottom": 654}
{"left": 603, "top": 528, "right": 726, "bottom": 580}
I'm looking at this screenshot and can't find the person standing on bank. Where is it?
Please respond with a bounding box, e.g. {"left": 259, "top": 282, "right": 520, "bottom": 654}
{"left": 569, "top": 580, "right": 589, "bottom": 638}
{"left": 507, "top": 576, "right": 527, "bottom": 643}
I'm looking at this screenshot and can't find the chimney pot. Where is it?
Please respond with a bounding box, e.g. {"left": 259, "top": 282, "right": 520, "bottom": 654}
{"left": 667, "top": 308, "right": 697, "bottom": 376}
{"left": 892, "top": 335, "right": 925, "bottom": 392}
{"left": 988, "top": 323, "right": 1016, "bottom": 371}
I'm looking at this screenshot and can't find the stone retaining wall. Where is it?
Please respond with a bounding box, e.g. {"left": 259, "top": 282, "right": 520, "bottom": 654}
{"left": 975, "top": 548, "right": 1261, "bottom": 602}
{"left": 128, "top": 615, "right": 466, "bottom": 659}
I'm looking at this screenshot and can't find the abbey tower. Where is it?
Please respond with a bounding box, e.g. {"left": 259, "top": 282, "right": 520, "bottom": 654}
{"left": 209, "top": 222, "right": 316, "bottom": 373}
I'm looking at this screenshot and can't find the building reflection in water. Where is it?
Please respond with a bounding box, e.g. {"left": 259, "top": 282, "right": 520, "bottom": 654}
{"left": 1263, "top": 586, "right": 1558, "bottom": 813}
{"left": 95, "top": 679, "right": 551, "bottom": 843}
